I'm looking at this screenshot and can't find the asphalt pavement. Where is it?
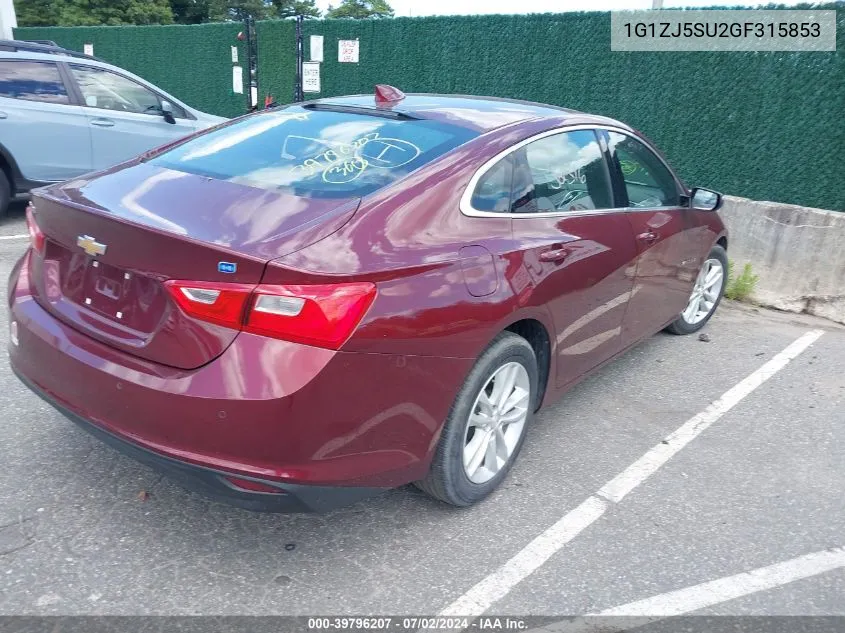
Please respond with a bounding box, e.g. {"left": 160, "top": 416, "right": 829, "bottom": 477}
{"left": 0, "top": 204, "right": 842, "bottom": 618}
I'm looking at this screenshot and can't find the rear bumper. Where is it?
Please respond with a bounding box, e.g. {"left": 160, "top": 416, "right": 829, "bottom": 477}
{"left": 14, "top": 368, "right": 382, "bottom": 513}
{"left": 8, "top": 250, "right": 471, "bottom": 508}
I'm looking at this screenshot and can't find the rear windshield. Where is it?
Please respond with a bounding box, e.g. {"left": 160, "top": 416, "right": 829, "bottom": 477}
{"left": 149, "top": 106, "right": 478, "bottom": 198}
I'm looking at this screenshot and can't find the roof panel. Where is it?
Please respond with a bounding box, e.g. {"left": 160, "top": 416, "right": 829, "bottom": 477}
{"left": 312, "top": 93, "right": 581, "bottom": 131}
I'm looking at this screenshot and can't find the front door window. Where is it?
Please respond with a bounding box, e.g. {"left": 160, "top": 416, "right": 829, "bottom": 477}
{"left": 606, "top": 132, "right": 680, "bottom": 208}
{"left": 70, "top": 65, "right": 165, "bottom": 116}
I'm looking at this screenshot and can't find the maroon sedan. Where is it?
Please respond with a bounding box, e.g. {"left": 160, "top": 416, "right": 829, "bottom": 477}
{"left": 8, "top": 88, "right": 728, "bottom": 512}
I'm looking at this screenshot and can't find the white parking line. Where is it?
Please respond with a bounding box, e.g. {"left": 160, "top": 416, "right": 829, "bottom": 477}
{"left": 439, "top": 329, "right": 825, "bottom": 618}
{"left": 595, "top": 546, "right": 845, "bottom": 617}
{"left": 0, "top": 234, "right": 28, "bottom": 241}
{"left": 539, "top": 546, "right": 845, "bottom": 632}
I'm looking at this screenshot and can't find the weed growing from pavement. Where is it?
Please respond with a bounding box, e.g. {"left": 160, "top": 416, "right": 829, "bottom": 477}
{"left": 725, "top": 261, "right": 760, "bottom": 302}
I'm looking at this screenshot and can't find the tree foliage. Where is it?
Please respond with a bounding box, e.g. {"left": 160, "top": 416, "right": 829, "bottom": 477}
{"left": 325, "top": 0, "right": 394, "bottom": 19}
{"left": 15, "top": 0, "right": 174, "bottom": 27}
{"left": 268, "top": 0, "right": 321, "bottom": 19}
{"left": 14, "top": 0, "right": 321, "bottom": 26}
{"left": 203, "top": 0, "right": 321, "bottom": 21}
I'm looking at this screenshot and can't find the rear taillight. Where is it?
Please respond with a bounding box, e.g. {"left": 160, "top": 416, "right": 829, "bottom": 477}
{"left": 163, "top": 280, "right": 376, "bottom": 350}
{"left": 246, "top": 283, "right": 376, "bottom": 349}
{"left": 26, "top": 204, "right": 45, "bottom": 255}
{"left": 164, "top": 280, "right": 254, "bottom": 329}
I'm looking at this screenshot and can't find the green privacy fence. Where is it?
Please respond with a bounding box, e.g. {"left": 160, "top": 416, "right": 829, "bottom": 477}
{"left": 15, "top": 6, "right": 845, "bottom": 209}
{"left": 281, "top": 10, "right": 844, "bottom": 211}
{"left": 255, "top": 19, "right": 296, "bottom": 111}
{"left": 14, "top": 22, "right": 249, "bottom": 118}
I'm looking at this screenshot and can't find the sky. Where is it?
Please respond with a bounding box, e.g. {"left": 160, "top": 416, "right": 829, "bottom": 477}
{"left": 315, "top": 0, "right": 808, "bottom": 16}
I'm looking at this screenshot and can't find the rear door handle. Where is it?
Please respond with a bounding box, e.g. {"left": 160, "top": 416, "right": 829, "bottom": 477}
{"left": 539, "top": 247, "right": 570, "bottom": 263}
{"left": 637, "top": 230, "right": 659, "bottom": 244}
{"left": 90, "top": 118, "right": 115, "bottom": 127}
{"left": 0, "top": 111, "right": 7, "bottom": 119}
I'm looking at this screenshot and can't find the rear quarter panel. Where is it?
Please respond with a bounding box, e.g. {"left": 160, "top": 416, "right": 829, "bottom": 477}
{"left": 268, "top": 115, "right": 668, "bottom": 405}
{"left": 270, "top": 119, "right": 563, "bottom": 367}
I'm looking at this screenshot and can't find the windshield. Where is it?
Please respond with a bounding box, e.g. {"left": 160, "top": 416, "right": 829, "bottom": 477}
{"left": 149, "top": 106, "right": 478, "bottom": 198}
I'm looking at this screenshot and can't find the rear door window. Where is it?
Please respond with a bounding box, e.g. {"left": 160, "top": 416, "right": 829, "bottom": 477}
{"left": 511, "top": 130, "right": 613, "bottom": 213}
{"left": 0, "top": 60, "right": 69, "bottom": 104}
{"left": 150, "top": 107, "right": 478, "bottom": 198}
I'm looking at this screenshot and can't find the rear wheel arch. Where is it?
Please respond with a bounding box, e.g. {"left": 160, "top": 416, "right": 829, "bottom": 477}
{"left": 717, "top": 235, "right": 728, "bottom": 250}
{"left": 503, "top": 318, "right": 551, "bottom": 411}
{"left": 0, "top": 142, "right": 25, "bottom": 213}
{"left": 0, "top": 155, "right": 12, "bottom": 190}
{"left": 0, "top": 154, "right": 11, "bottom": 216}
{"left": 0, "top": 142, "right": 20, "bottom": 192}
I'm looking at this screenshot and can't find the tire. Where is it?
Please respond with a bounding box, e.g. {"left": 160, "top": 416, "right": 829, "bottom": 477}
{"left": 665, "top": 244, "right": 728, "bottom": 335}
{"left": 0, "top": 170, "right": 10, "bottom": 219}
{"left": 415, "top": 331, "right": 538, "bottom": 507}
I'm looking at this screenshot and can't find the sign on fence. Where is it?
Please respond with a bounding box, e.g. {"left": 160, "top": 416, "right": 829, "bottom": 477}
{"left": 338, "top": 39, "right": 359, "bottom": 63}
{"left": 310, "top": 35, "right": 324, "bottom": 62}
{"left": 232, "top": 66, "right": 243, "bottom": 94}
{"left": 303, "top": 62, "right": 321, "bottom": 93}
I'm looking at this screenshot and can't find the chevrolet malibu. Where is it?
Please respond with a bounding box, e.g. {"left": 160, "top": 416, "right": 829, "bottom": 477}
{"left": 8, "top": 88, "right": 728, "bottom": 512}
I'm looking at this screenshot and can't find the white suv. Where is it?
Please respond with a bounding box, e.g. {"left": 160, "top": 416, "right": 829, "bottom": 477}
{"left": 0, "top": 39, "right": 227, "bottom": 215}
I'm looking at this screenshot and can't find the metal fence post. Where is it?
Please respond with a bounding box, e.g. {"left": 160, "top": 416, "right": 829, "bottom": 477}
{"left": 241, "top": 14, "right": 259, "bottom": 111}
{"left": 294, "top": 14, "right": 304, "bottom": 103}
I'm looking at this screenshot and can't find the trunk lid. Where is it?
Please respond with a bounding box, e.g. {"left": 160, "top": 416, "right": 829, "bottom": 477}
{"left": 29, "top": 162, "right": 359, "bottom": 369}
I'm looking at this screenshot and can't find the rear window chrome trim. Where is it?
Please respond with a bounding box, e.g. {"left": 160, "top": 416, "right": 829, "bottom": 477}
{"left": 459, "top": 123, "right": 685, "bottom": 219}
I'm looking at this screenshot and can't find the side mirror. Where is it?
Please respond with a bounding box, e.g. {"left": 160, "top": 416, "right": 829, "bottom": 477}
{"left": 689, "top": 187, "right": 722, "bottom": 211}
{"left": 160, "top": 100, "right": 176, "bottom": 125}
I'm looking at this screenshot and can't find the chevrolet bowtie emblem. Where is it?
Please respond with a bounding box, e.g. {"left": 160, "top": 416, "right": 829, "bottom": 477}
{"left": 77, "top": 235, "right": 107, "bottom": 257}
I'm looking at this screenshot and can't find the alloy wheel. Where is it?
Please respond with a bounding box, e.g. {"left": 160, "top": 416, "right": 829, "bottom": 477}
{"left": 462, "top": 362, "right": 530, "bottom": 484}
{"left": 682, "top": 258, "right": 725, "bottom": 325}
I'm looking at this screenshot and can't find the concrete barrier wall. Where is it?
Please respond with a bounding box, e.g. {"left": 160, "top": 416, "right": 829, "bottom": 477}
{"left": 719, "top": 196, "right": 845, "bottom": 325}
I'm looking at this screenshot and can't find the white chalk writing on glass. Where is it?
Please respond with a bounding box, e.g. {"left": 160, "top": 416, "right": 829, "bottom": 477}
{"left": 285, "top": 133, "right": 422, "bottom": 184}
{"left": 547, "top": 168, "right": 586, "bottom": 190}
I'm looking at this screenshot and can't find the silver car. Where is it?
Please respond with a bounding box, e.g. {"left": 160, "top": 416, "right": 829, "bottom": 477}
{"left": 0, "top": 40, "right": 227, "bottom": 215}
